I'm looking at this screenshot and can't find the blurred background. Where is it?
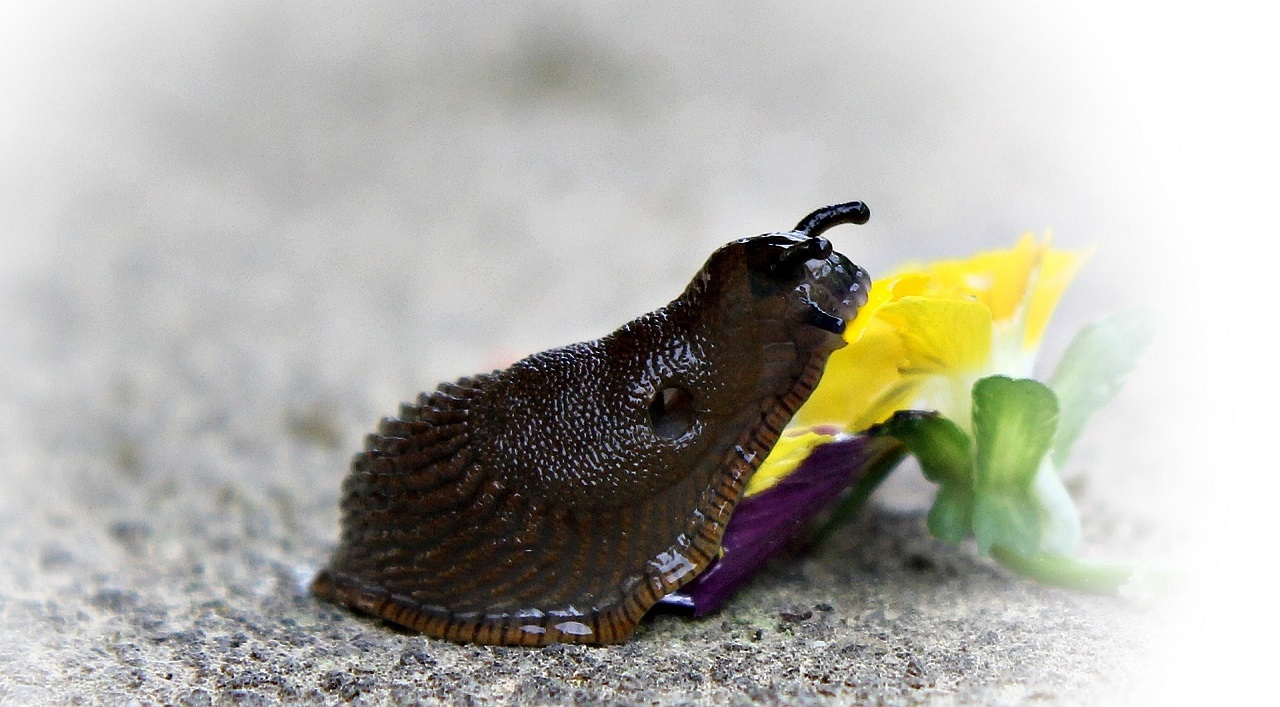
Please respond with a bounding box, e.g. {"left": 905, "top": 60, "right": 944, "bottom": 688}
{"left": 0, "top": 0, "right": 1271, "bottom": 700}
{"left": 4, "top": 2, "right": 1249, "bottom": 366}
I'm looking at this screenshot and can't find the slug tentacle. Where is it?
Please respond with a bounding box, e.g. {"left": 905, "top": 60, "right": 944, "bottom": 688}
{"left": 792, "top": 200, "right": 871, "bottom": 237}
{"left": 313, "top": 203, "right": 873, "bottom": 645}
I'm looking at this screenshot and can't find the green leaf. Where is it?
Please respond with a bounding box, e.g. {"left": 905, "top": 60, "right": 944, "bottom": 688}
{"left": 927, "top": 484, "right": 974, "bottom": 544}
{"left": 1048, "top": 309, "right": 1155, "bottom": 467}
{"left": 973, "top": 491, "right": 1041, "bottom": 556}
{"left": 972, "top": 376, "right": 1059, "bottom": 492}
{"left": 878, "top": 411, "right": 973, "bottom": 487}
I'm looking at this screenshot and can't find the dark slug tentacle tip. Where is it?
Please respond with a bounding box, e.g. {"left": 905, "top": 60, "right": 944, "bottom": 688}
{"left": 793, "top": 201, "right": 871, "bottom": 237}
{"left": 805, "top": 302, "right": 847, "bottom": 335}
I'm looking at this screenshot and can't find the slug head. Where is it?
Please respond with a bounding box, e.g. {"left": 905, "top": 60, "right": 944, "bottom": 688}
{"left": 597, "top": 201, "right": 874, "bottom": 501}
{"left": 685, "top": 201, "right": 872, "bottom": 358}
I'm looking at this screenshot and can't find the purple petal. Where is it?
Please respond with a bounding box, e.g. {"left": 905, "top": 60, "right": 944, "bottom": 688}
{"left": 659, "top": 434, "right": 906, "bottom": 616}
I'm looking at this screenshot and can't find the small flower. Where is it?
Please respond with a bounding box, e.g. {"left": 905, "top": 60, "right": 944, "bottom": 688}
{"left": 790, "top": 234, "right": 1084, "bottom": 434}
{"left": 704, "top": 233, "right": 1156, "bottom": 608}
{"left": 749, "top": 234, "right": 1083, "bottom": 497}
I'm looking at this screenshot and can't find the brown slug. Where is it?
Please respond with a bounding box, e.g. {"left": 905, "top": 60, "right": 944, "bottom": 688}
{"left": 311, "top": 202, "right": 873, "bottom": 645}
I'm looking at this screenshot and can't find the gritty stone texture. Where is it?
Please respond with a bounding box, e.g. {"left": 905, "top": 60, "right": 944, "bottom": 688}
{"left": 1, "top": 2, "right": 1245, "bottom": 705}
{"left": 0, "top": 487, "right": 1164, "bottom": 705}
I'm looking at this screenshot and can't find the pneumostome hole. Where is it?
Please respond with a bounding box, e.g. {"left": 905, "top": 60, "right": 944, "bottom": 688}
{"left": 649, "top": 386, "right": 695, "bottom": 441}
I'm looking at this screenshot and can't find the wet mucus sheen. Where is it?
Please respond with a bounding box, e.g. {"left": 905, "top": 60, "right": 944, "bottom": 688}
{"left": 312, "top": 202, "right": 873, "bottom": 645}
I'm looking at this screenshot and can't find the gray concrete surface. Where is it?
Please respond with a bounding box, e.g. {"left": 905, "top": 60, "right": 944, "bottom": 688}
{"left": 1, "top": 2, "right": 1266, "bottom": 704}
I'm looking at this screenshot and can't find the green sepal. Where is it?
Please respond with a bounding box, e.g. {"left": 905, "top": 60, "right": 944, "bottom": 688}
{"left": 878, "top": 411, "right": 977, "bottom": 544}
{"left": 1048, "top": 309, "right": 1155, "bottom": 468}
{"left": 970, "top": 376, "right": 1060, "bottom": 555}
{"left": 927, "top": 484, "right": 974, "bottom": 545}
{"left": 972, "top": 376, "right": 1059, "bottom": 491}
{"left": 878, "top": 410, "right": 973, "bottom": 487}
{"left": 973, "top": 490, "right": 1041, "bottom": 556}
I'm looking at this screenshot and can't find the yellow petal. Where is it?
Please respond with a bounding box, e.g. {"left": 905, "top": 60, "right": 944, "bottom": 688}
{"left": 920, "top": 234, "right": 1043, "bottom": 323}
{"left": 877, "top": 297, "right": 993, "bottom": 376}
{"left": 848, "top": 374, "right": 924, "bottom": 431}
{"left": 792, "top": 317, "right": 911, "bottom": 429}
{"left": 843, "top": 272, "right": 928, "bottom": 345}
{"left": 1024, "top": 246, "right": 1088, "bottom": 348}
{"left": 745, "top": 430, "right": 837, "bottom": 496}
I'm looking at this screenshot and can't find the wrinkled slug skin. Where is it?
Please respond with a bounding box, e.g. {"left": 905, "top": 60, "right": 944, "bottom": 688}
{"left": 312, "top": 203, "right": 873, "bottom": 645}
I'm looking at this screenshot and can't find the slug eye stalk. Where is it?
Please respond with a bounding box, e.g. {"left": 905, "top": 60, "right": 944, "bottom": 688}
{"left": 792, "top": 201, "right": 871, "bottom": 238}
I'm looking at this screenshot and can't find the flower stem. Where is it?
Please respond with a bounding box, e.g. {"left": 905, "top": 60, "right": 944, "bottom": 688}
{"left": 989, "top": 545, "right": 1138, "bottom": 594}
{"left": 809, "top": 440, "right": 907, "bottom": 546}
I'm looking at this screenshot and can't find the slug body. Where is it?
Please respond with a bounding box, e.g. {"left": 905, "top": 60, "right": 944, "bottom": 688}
{"left": 312, "top": 202, "right": 873, "bottom": 645}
